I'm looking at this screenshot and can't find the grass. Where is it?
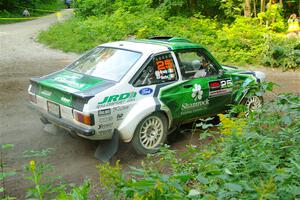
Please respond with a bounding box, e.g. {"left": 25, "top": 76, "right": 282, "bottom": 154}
{"left": 0, "top": 0, "right": 65, "bottom": 24}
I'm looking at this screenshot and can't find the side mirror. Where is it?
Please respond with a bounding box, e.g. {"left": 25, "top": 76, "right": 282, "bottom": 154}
{"left": 218, "top": 69, "right": 224, "bottom": 77}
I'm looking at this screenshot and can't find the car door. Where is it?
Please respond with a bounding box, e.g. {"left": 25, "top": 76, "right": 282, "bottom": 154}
{"left": 159, "top": 48, "right": 233, "bottom": 123}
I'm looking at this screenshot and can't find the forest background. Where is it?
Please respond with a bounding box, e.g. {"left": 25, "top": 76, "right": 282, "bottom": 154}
{"left": 1, "top": 0, "right": 300, "bottom": 69}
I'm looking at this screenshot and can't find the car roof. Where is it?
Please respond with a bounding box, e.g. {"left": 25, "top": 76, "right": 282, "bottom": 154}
{"left": 100, "top": 37, "right": 204, "bottom": 54}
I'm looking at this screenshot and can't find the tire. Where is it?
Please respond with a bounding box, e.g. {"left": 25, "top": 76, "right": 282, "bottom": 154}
{"left": 131, "top": 113, "right": 168, "bottom": 155}
{"left": 242, "top": 95, "right": 263, "bottom": 115}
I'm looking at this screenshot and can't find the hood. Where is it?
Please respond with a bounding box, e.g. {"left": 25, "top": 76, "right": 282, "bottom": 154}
{"left": 222, "top": 65, "right": 265, "bottom": 82}
{"left": 30, "top": 70, "right": 115, "bottom": 108}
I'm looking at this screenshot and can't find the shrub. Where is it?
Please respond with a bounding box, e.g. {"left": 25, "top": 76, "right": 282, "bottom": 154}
{"left": 38, "top": 5, "right": 299, "bottom": 69}
{"left": 97, "top": 93, "right": 300, "bottom": 199}
{"left": 262, "top": 36, "right": 300, "bottom": 70}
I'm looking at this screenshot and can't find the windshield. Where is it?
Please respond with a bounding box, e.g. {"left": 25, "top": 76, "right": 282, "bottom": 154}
{"left": 67, "top": 47, "right": 142, "bottom": 82}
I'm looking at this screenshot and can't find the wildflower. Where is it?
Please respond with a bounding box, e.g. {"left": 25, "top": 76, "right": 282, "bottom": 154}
{"left": 156, "top": 180, "right": 164, "bottom": 193}
{"left": 29, "top": 160, "right": 36, "bottom": 171}
{"left": 201, "top": 151, "right": 213, "bottom": 159}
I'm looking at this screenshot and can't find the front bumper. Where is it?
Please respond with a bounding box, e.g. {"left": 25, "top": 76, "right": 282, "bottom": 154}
{"left": 27, "top": 102, "right": 95, "bottom": 136}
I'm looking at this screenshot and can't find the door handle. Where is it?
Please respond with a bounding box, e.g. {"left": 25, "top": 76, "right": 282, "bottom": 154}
{"left": 183, "top": 84, "right": 193, "bottom": 88}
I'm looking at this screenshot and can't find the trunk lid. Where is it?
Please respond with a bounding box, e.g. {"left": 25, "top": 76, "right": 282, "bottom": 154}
{"left": 31, "top": 70, "right": 114, "bottom": 108}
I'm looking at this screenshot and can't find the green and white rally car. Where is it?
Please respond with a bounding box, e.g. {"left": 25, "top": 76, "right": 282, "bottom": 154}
{"left": 28, "top": 37, "right": 265, "bottom": 155}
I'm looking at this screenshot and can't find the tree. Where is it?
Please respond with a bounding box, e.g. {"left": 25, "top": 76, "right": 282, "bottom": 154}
{"left": 261, "top": 0, "right": 265, "bottom": 12}
{"left": 253, "top": 0, "right": 257, "bottom": 16}
{"left": 245, "top": 0, "right": 251, "bottom": 17}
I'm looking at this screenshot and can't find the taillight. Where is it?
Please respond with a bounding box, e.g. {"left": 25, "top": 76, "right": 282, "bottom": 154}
{"left": 73, "top": 110, "right": 94, "bottom": 126}
{"left": 28, "top": 93, "right": 37, "bottom": 103}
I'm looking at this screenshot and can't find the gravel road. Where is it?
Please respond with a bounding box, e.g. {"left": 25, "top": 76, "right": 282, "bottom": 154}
{"left": 0, "top": 10, "right": 299, "bottom": 198}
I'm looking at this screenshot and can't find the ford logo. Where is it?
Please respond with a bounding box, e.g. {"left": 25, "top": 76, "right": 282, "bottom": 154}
{"left": 139, "top": 88, "right": 153, "bottom": 95}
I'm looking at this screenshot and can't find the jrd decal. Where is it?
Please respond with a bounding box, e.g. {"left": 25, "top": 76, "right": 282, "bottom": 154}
{"left": 98, "top": 92, "right": 137, "bottom": 105}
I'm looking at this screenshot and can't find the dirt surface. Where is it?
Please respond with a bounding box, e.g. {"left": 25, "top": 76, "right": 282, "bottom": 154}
{"left": 0, "top": 10, "right": 300, "bottom": 198}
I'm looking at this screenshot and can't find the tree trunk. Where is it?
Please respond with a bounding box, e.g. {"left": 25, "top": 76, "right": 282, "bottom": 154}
{"left": 279, "top": 0, "right": 283, "bottom": 7}
{"left": 254, "top": 0, "right": 257, "bottom": 17}
{"left": 245, "top": 0, "right": 251, "bottom": 17}
{"left": 261, "top": 0, "right": 265, "bottom": 12}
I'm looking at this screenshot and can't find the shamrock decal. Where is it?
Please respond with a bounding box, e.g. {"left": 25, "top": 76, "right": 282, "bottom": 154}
{"left": 192, "top": 84, "right": 203, "bottom": 101}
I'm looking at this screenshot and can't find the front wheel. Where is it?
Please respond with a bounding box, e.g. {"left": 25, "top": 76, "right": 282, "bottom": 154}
{"left": 243, "top": 95, "right": 263, "bottom": 115}
{"left": 131, "top": 113, "right": 168, "bottom": 155}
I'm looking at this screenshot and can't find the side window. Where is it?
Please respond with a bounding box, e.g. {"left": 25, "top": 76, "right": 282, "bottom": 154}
{"left": 176, "top": 50, "right": 218, "bottom": 80}
{"left": 134, "top": 53, "right": 177, "bottom": 86}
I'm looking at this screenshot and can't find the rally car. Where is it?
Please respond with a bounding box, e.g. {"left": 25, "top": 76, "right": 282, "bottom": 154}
{"left": 28, "top": 37, "right": 265, "bottom": 155}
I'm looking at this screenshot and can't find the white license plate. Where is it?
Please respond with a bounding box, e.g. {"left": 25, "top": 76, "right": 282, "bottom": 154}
{"left": 47, "top": 101, "right": 61, "bottom": 118}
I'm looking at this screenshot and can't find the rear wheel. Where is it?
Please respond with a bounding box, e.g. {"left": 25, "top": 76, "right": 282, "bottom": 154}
{"left": 131, "top": 113, "right": 168, "bottom": 155}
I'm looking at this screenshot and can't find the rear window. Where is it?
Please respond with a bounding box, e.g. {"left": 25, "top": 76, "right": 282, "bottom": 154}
{"left": 67, "top": 47, "right": 141, "bottom": 82}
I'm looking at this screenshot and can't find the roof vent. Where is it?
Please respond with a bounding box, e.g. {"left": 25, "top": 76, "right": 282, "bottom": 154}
{"left": 149, "top": 36, "right": 173, "bottom": 41}
{"left": 149, "top": 36, "right": 191, "bottom": 43}
{"left": 168, "top": 37, "right": 192, "bottom": 43}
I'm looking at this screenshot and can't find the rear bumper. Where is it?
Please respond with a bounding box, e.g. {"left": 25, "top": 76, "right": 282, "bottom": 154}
{"left": 27, "top": 102, "right": 95, "bottom": 137}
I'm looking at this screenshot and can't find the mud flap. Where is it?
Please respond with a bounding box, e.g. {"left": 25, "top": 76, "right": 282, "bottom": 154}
{"left": 94, "top": 131, "right": 119, "bottom": 162}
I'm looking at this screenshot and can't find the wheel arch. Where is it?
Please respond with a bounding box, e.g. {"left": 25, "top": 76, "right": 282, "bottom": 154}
{"left": 232, "top": 76, "right": 257, "bottom": 104}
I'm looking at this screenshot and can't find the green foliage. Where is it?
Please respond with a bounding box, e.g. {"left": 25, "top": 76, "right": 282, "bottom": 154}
{"left": 38, "top": 0, "right": 300, "bottom": 69}
{"left": 0, "top": 0, "right": 63, "bottom": 11}
{"left": 219, "top": 0, "right": 244, "bottom": 19}
{"left": 262, "top": 36, "right": 300, "bottom": 70}
{"left": 1, "top": 144, "right": 16, "bottom": 199}
{"left": 212, "top": 17, "right": 270, "bottom": 65}
{"left": 55, "top": 180, "right": 91, "bottom": 200}
{"left": 96, "top": 93, "right": 300, "bottom": 199}
{"left": 257, "top": 2, "right": 286, "bottom": 32}
{"left": 25, "top": 159, "right": 92, "bottom": 200}
{"left": 75, "top": 0, "right": 151, "bottom": 17}
{"left": 0, "top": 0, "right": 64, "bottom": 24}
{"left": 39, "top": 8, "right": 299, "bottom": 69}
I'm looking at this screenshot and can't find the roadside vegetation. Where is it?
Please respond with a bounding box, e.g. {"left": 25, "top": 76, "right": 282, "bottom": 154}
{"left": 0, "top": 0, "right": 64, "bottom": 24}
{"left": 38, "top": 0, "right": 300, "bottom": 69}
{"left": 97, "top": 93, "right": 300, "bottom": 199}
{"left": 2, "top": 90, "right": 299, "bottom": 199}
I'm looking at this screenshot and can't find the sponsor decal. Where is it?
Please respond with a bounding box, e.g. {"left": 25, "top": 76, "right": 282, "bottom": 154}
{"left": 181, "top": 84, "right": 209, "bottom": 115}
{"left": 181, "top": 99, "right": 209, "bottom": 115}
{"left": 209, "top": 81, "right": 221, "bottom": 90}
{"left": 155, "top": 59, "right": 174, "bottom": 71}
{"left": 61, "top": 96, "right": 71, "bottom": 103}
{"left": 155, "top": 70, "right": 176, "bottom": 80}
{"left": 41, "top": 90, "right": 52, "bottom": 96}
{"left": 117, "top": 113, "right": 124, "bottom": 121}
{"left": 209, "top": 79, "right": 232, "bottom": 97}
{"left": 99, "top": 116, "right": 113, "bottom": 123}
{"left": 220, "top": 79, "right": 233, "bottom": 88}
{"left": 192, "top": 84, "right": 203, "bottom": 101}
{"left": 98, "top": 108, "right": 111, "bottom": 116}
{"left": 154, "top": 54, "right": 176, "bottom": 80}
{"left": 113, "top": 106, "right": 129, "bottom": 112}
{"left": 98, "top": 122, "right": 113, "bottom": 130}
{"left": 139, "top": 88, "right": 153, "bottom": 95}
{"left": 209, "top": 88, "right": 232, "bottom": 97}
{"left": 97, "top": 92, "right": 136, "bottom": 108}
{"left": 54, "top": 76, "right": 85, "bottom": 89}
